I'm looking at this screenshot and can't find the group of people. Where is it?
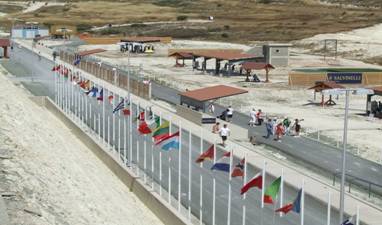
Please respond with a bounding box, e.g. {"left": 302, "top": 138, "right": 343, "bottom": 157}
{"left": 212, "top": 122, "right": 230, "bottom": 147}
{"left": 264, "top": 117, "right": 303, "bottom": 142}
{"left": 248, "top": 108, "right": 264, "bottom": 126}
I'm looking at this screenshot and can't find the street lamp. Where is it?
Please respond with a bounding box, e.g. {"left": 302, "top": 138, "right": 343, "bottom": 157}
{"left": 322, "top": 88, "right": 374, "bottom": 223}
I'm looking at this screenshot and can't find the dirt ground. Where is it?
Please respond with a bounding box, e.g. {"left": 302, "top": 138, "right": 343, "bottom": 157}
{"left": 1, "top": 0, "right": 382, "bottom": 43}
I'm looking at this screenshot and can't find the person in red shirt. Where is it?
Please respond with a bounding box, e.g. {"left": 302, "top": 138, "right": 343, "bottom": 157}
{"left": 274, "top": 123, "right": 285, "bottom": 141}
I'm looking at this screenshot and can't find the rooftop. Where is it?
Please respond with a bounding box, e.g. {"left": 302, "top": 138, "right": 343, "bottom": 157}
{"left": 77, "top": 48, "right": 106, "bottom": 57}
{"left": 180, "top": 85, "right": 248, "bottom": 102}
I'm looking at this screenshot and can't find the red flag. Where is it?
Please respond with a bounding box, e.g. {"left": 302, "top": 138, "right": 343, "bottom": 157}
{"left": 195, "top": 145, "right": 214, "bottom": 163}
{"left": 240, "top": 173, "right": 262, "bottom": 195}
{"left": 275, "top": 203, "right": 293, "bottom": 214}
{"left": 122, "top": 108, "right": 130, "bottom": 116}
{"left": 138, "top": 121, "right": 151, "bottom": 134}
{"left": 231, "top": 158, "right": 245, "bottom": 178}
{"left": 108, "top": 95, "right": 114, "bottom": 104}
{"left": 153, "top": 133, "right": 170, "bottom": 143}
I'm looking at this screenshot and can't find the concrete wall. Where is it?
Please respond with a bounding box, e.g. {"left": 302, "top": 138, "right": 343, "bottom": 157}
{"left": 265, "top": 45, "right": 289, "bottom": 67}
{"left": 41, "top": 97, "right": 192, "bottom": 225}
{"left": 176, "top": 104, "right": 202, "bottom": 125}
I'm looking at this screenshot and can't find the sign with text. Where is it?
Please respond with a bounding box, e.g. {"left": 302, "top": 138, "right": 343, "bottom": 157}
{"left": 201, "top": 117, "right": 216, "bottom": 124}
{"left": 327, "top": 72, "right": 362, "bottom": 84}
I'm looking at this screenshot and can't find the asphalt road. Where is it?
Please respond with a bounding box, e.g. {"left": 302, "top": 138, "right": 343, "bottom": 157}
{"left": 6, "top": 45, "right": 349, "bottom": 225}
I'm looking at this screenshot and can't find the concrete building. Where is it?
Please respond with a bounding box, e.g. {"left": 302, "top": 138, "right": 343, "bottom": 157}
{"left": 11, "top": 24, "right": 49, "bottom": 39}
{"left": 247, "top": 43, "right": 292, "bottom": 67}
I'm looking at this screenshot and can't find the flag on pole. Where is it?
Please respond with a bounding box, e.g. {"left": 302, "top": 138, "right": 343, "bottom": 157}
{"left": 195, "top": 144, "right": 214, "bottom": 163}
{"left": 275, "top": 189, "right": 302, "bottom": 214}
{"left": 156, "top": 131, "right": 180, "bottom": 151}
{"left": 97, "top": 89, "right": 103, "bottom": 101}
{"left": 122, "top": 108, "right": 130, "bottom": 115}
{"left": 341, "top": 216, "right": 355, "bottom": 225}
{"left": 86, "top": 86, "right": 98, "bottom": 97}
{"left": 264, "top": 176, "right": 282, "bottom": 204}
{"left": 108, "top": 94, "right": 114, "bottom": 104}
{"left": 52, "top": 65, "right": 61, "bottom": 71}
{"left": 138, "top": 121, "right": 152, "bottom": 134}
{"left": 73, "top": 57, "right": 81, "bottom": 66}
{"left": 136, "top": 111, "right": 145, "bottom": 121}
{"left": 113, "top": 98, "right": 124, "bottom": 113}
{"left": 153, "top": 121, "right": 170, "bottom": 142}
{"left": 211, "top": 152, "right": 231, "bottom": 173}
{"left": 231, "top": 158, "right": 245, "bottom": 177}
{"left": 240, "top": 173, "right": 262, "bottom": 195}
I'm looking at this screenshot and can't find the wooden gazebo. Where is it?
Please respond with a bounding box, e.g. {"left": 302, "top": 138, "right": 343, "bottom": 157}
{"left": 308, "top": 81, "right": 345, "bottom": 106}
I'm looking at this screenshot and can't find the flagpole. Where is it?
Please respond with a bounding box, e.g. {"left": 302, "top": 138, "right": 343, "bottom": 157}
{"left": 124, "top": 107, "right": 127, "bottom": 163}
{"left": 199, "top": 128, "right": 203, "bottom": 225}
{"left": 151, "top": 112, "right": 155, "bottom": 189}
{"left": 112, "top": 93, "right": 116, "bottom": 152}
{"left": 85, "top": 87, "right": 89, "bottom": 127}
{"left": 54, "top": 63, "right": 57, "bottom": 104}
{"left": 168, "top": 117, "right": 172, "bottom": 204}
{"left": 136, "top": 102, "right": 140, "bottom": 176}
{"left": 118, "top": 103, "right": 121, "bottom": 160}
{"left": 261, "top": 160, "right": 266, "bottom": 208}
{"left": 188, "top": 128, "right": 192, "bottom": 221}
{"left": 108, "top": 116, "right": 111, "bottom": 148}
{"left": 212, "top": 139, "right": 216, "bottom": 225}
{"left": 242, "top": 153, "right": 247, "bottom": 225}
{"left": 227, "top": 148, "right": 233, "bottom": 225}
{"left": 129, "top": 98, "right": 133, "bottom": 167}
{"left": 178, "top": 121, "right": 182, "bottom": 212}
{"left": 280, "top": 168, "right": 284, "bottom": 217}
{"left": 301, "top": 180, "right": 305, "bottom": 225}
{"left": 327, "top": 192, "right": 331, "bottom": 225}
{"left": 103, "top": 87, "right": 106, "bottom": 146}
{"left": 356, "top": 205, "right": 360, "bottom": 225}
{"left": 144, "top": 106, "right": 147, "bottom": 184}
{"left": 159, "top": 112, "right": 163, "bottom": 196}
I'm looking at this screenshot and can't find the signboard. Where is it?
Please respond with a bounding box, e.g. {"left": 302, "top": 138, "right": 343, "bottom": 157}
{"left": 201, "top": 117, "right": 216, "bottom": 124}
{"left": 327, "top": 72, "right": 362, "bottom": 84}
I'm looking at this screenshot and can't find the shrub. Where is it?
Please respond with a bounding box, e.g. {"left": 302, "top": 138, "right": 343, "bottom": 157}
{"left": 176, "top": 15, "right": 188, "bottom": 21}
{"left": 221, "top": 33, "right": 229, "bottom": 38}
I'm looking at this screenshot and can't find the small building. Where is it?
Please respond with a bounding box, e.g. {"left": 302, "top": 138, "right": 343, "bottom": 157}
{"left": 263, "top": 43, "right": 291, "bottom": 67}
{"left": 11, "top": 24, "right": 49, "bottom": 39}
{"left": 50, "top": 25, "right": 76, "bottom": 39}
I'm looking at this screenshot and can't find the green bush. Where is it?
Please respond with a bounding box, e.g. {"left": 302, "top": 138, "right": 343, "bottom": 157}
{"left": 176, "top": 15, "right": 188, "bottom": 21}
{"left": 77, "top": 24, "right": 92, "bottom": 32}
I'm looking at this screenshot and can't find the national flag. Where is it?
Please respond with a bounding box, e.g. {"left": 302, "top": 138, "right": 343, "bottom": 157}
{"left": 152, "top": 121, "right": 170, "bottom": 142}
{"left": 52, "top": 65, "right": 60, "bottom": 71}
{"left": 136, "top": 111, "right": 145, "bottom": 121}
{"left": 73, "top": 57, "right": 81, "bottom": 66}
{"left": 122, "top": 108, "right": 130, "bottom": 115}
{"left": 211, "top": 151, "right": 231, "bottom": 173}
{"left": 113, "top": 98, "right": 124, "bottom": 113}
{"left": 264, "top": 176, "right": 282, "bottom": 204}
{"left": 240, "top": 173, "right": 262, "bottom": 195}
{"left": 138, "top": 121, "right": 152, "bottom": 134}
{"left": 195, "top": 144, "right": 214, "bottom": 163}
{"left": 86, "top": 86, "right": 98, "bottom": 97}
{"left": 108, "top": 94, "right": 114, "bottom": 104}
{"left": 341, "top": 216, "right": 355, "bottom": 225}
{"left": 97, "top": 89, "right": 103, "bottom": 101}
{"left": 275, "top": 189, "right": 302, "bottom": 214}
{"left": 231, "top": 158, "right": 245, "bottom": 178}
{"left": 156, "top": 131, "right": 180, "bottom": 151}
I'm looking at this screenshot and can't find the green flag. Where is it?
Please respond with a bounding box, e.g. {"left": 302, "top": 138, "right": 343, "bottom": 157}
{"left": 264, "top": 176, "right": 281, "bottom": 204}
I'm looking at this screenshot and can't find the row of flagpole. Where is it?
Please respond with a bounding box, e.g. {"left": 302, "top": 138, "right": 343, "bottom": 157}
{"left": 52, "top": 61, "right": 362, "bottom": 225}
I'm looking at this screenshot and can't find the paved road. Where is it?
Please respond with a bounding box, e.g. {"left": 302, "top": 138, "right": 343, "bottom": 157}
{"left": 5, "top": 44, "right": 359, "bottom": 225}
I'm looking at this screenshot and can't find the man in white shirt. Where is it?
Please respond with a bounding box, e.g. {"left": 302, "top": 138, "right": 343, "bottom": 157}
{"left": 227, "top": 106, "right": 233, "bottom": 122}
{"left": 219, "top": 124, "right": 230, "bottom": 147}
{"left": 249, "top": 108, "right": 256, "bottom": 126}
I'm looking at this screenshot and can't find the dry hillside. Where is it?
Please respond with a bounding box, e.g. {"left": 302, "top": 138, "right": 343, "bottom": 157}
{"left": 1, "top": 0, "right": 381, "bottom": 42}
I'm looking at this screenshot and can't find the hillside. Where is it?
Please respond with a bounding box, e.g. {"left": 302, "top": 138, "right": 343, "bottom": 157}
{"left": 0, "top": 0, "right": 381, "bottom": 42}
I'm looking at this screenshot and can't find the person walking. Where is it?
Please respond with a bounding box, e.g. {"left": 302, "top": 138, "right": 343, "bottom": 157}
{"left": 208, "top": 102, "right": 215, "bottom": 115}
{"left": 249, "top": 108, "right": 256, "bottom": 126}
{"left": 264, "top": 118, "right": 273, "bottom": 139}
{"left": 256, "top": 109, "right": 263, "bottom": 126}
{"left": 292, "top": 119, "right": 303, "bottom": 136}
{"left": 227, "top": 106, "right": 233, "bottom": 122}
{"left": 219, "top": 124, "right": 230, "bottom": 147}
{"left": 274, "top": 123, "right": 285, "bottom": 142}
{"left": 212, "top": 122, "right": 220, "bottom": 134}
{"left": 282, "top": 117, "right": 291, "bottom": 135}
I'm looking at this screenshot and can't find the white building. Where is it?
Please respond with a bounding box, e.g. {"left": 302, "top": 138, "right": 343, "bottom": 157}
{"left": 11, "top": 24, "right": 49, "bottom": 39}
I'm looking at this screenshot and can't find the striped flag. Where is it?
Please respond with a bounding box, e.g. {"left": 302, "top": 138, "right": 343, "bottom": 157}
{"left": 195, "top": 145, "right": 214, "bottom": 163}
{"left": 113, "top": 98, "right": 124, "bottom": 113}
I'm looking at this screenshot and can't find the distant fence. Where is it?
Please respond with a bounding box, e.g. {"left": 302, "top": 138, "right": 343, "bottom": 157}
{"left": 59, "top": 51, "right": 151, "bottom": 100}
